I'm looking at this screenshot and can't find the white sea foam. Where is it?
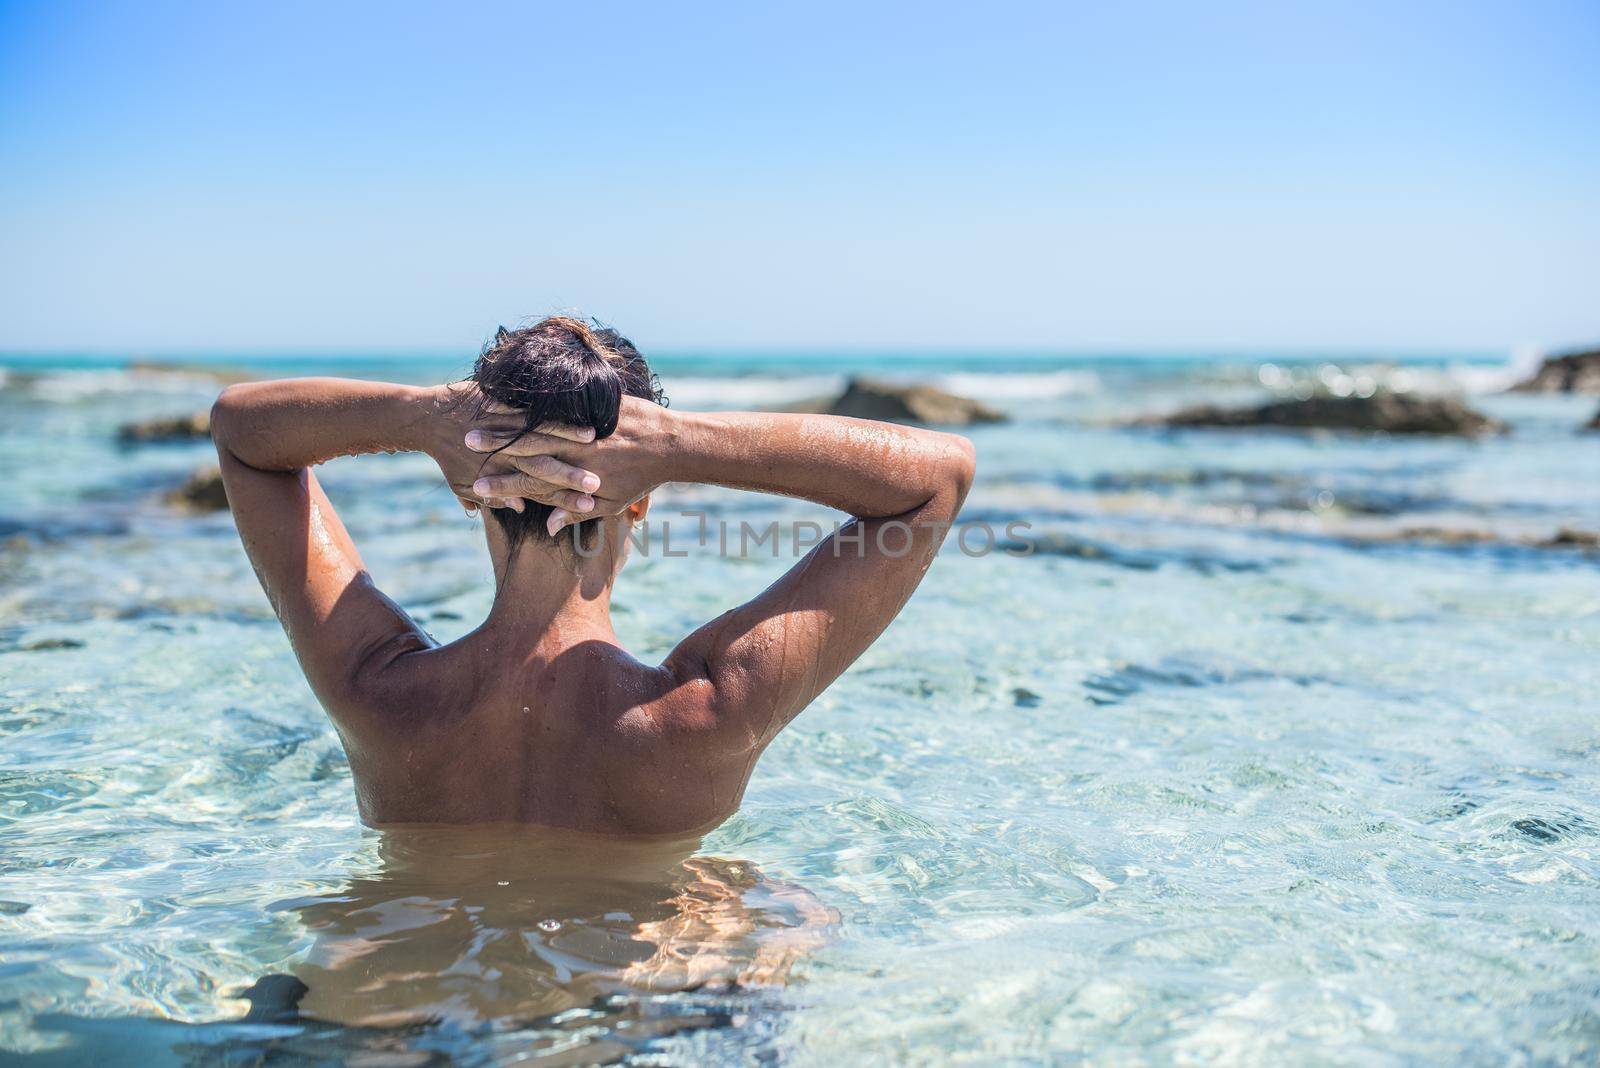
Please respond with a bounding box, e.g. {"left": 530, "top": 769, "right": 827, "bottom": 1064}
{"left": 1256, "top": 357, "right": 1523, "bottom": 398}
{"left": 664, "top": 374, "right": 845, "bottom": 409}
{"left": 664, "top": 368, "right": 1099, "bottom": 409}
{"left": 1394, "top": 361, "right": 1524, "bottom": 396}
{"left": 930, "top": 369, "right": 1101, "bottom": 399}
{"left": 23, "top": 368, "right": 226, "bottom": 402}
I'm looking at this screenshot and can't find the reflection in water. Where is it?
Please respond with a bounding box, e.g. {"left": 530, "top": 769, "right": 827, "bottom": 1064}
{"left": 22, "top": 827, "right": 837, "bottom": 1066}
{"left": 284, "top": 825, "right": 836, "bottom": 1038}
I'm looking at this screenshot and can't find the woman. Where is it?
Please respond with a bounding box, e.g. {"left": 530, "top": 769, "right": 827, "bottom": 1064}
{"left": 211, "top": 316, "right": 975, "bottom": 834}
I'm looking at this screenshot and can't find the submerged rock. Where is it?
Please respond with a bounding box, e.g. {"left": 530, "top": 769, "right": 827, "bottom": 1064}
{"left": 998, "top": 530, "right": 1272, "bottom": 573}
{"left": 166, "top": 466, "right": 229, "bottom": 512}
{"left": 1083, "top": 655, "right": 1320, "bottom": 707}
{"left": 1143, "top": 392, "right": 1505, "bottom": 436}
{"left": 118, "top": 411, "right": 211, "bottom": 444}
{"left": 128, "top": 359, "right": 251, "bottom": 384}
{"left": 1510, "top": 346, "right": 1600, "bottom": 393}
{"left": 1510, "top": 816, "right": 1586, "bottom": 843}
{"left": 1586, "top": 406, "right": 1600, "bottom": 432}
{"left": 791, "top": 377, "right": 1006, "bottom": 426}
{"left": 1361, "top": 526, "right": 1599, "bottom": 552}
{"left": 18, "top": 637, "right": 86, "bottom": 651}
{"left": 1387, "top": 527, "right": 1499, "bottom": 546}
{"left": 1546, "top": 528, "right": 1600, "bottom": 549}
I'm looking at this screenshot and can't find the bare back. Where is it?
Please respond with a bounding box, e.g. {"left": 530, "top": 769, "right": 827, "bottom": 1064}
{"left": 345, "top": 635, "right": 745, "bottom": 833}
{"left": 209, "top": 371, "right": 974, "bottom": 836}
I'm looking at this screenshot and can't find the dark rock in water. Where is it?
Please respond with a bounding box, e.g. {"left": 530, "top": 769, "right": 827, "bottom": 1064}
{"left": 1510, "top": 346, "right": 1600, "bottom": 393}
{"left": 238, "top": 974, "right": 309, "bottom": 1024}
{"left": 167, "top": 466, "right": 229, "bottom": 512}
{"left": 118, "top": 411, "right": 211, "bottom": 444}
{"left": 19, "top": 637, "right": 86, "bottom": 652}
{"left": 1011, "top": 687, "right": 1043, "bottom": 708}
{"left": 1545, "top": 528, "right": 1600, "bottom": 549}
{"left": 1586, "top": 405, "right": 1600, "bottom": 431}
{"left": 999, "top": 530, "right": 1271, "bottom": 573}
{"left": 1083, "top": 655, "right": 1320, "bottom": 706}
{"left": 1388, "top": 527, "right": 1500, "bottom": 546}
{"left": 1510, "top": 815, "right": 1586, "bottom": 843}
{"left": 1358, "top": 526, "right": 1599, "bottom": 553}
{"left": 128, "top": 359, "right": 252, "bottom": 384}
{"left": 791, "top": 377, "right": 1006, "bottom": 426}
{"left": 1143, "top": 392, "right": 1505, "bottom": 436}
{"left": 1000, "top": 531, "right": 1135, "bottom": 565}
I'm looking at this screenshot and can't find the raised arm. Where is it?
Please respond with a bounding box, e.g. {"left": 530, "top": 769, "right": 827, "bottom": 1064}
{"left": 661, "top": 409, "right": 975, "bottom": 748}
{"left": 211, "top": 378, "right": 465, "bottom": 730}
{"left": 666, "top": 408, "right": 974, "bottom": 520}
{"left": 470, "top": 398, "right": 976, "bottom": 749}
{"left": 209, "top": 378, "right": 596, "bottom": 727}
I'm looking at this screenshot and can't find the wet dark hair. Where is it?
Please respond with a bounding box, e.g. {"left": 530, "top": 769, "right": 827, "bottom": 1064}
{"left": 470, "top": 316, "right": 665, "bottom": 554}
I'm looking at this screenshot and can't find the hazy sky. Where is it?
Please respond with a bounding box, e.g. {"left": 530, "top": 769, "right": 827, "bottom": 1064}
{"left": 2, "top": 0, "right": 1596, "bottom": 353}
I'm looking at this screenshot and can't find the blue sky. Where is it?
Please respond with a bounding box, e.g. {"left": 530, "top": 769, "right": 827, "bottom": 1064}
{"left": 1, "top": 0, "right": 1596, "bottom": 353}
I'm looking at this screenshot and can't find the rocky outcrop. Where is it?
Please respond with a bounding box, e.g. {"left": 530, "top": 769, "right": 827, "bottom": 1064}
{"left": 166, "top": 466, "right": 228, "bottom": 511}
{"left": 128, "top": 359, "right": 250, "bottom": 384}
{"left": 1144, "top": 392, "right": 1505, "bottom": 436}
{"left": 790, "top": 377, "right": 1006, "bottom": 426}
{"left": 118, "top": 411, "right": 211, "bottom": 444}
{"left": 1546, "top": 528, "right": 1599, "bottom": 549}
{"left": 1510, "top": 347, "right": 1600, "bottom": 393}
{"left": 1360, "top": 526, "right": 1598, "bottom": 552}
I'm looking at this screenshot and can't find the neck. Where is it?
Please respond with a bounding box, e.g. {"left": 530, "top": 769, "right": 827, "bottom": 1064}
{"left": 482, "top": 523, "right": 620, "bottom": 641}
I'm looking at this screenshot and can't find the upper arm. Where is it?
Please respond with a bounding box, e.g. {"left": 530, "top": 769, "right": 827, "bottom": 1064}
{"left": 664, "top": 442, "right": 974, "bottom": 751}
{"left": 216, "top": 442, "right": 432, "bottom": 728}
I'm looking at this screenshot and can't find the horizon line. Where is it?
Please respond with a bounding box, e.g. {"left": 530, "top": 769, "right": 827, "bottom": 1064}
{"left": 0, "top": 343, "right": 1529, "bottom": 363}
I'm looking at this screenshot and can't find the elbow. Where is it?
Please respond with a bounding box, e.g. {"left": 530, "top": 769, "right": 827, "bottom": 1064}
{"left": 209, "top": 382, "right": 269, "bottom": 460}
{"left": 939, "top": 432, "right": 977, "bottom": 507}
{"left": 208, "top": 385, "right": 246, "bottom": 454}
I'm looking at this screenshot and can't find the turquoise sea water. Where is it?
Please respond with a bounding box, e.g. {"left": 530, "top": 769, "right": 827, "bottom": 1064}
{"left": 1, "top": 349, "right": 1598, "bottom": 1064}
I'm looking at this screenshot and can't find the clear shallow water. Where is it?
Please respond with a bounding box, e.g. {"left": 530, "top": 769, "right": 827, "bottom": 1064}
{"left": 1, "top": 350, "right": 1598, "bottom": 1064}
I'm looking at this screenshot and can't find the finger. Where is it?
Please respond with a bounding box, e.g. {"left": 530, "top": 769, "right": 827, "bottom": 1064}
{"left": 472, "top": 475, "right": 522, "bottom": 500}
{"left": 509, "top": 455, "right": 600, "bottom": 493}
{"left": 478, "top": 397, "right": 522, "bottom": 416}
{"left": 464, "top": 427, "right": 534, "bottom": 453}
{"left": 465, "top": 428, "right": 552, "bottom": 454}
{"left": 554, "top": 490, "right": 595, "bottom": 513}
{"left": 486, "top": 480, "right": 579, "bottom": 510}
{"left": 465, "top": 427, "right": 595, "bottom": 455}
{"left": 532, "top": 422, "right": 597, "bottom": 444}
{"left": 547, "top": 509, "right": 569, "bottom": 537}
{"left": 517, "top": 480, "right": 583, "bottom": 509}
{"left": 472, "top": 471, "right": 596, "bottom": 501}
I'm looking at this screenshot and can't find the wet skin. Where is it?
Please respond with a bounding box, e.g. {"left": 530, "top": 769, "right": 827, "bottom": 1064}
{"left": 289, "top": 825, "right": 839, "bottom": 1029}
{"left": 210, "top": 380, "right": 974, "bottom": 834}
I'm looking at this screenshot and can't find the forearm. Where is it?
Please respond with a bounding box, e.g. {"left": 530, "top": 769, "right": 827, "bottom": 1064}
{"left": 668, "top": 411, "right": 975, "bottom": 519}
{"left": 210, "top": 378, "right": 433, "bottom": 472}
